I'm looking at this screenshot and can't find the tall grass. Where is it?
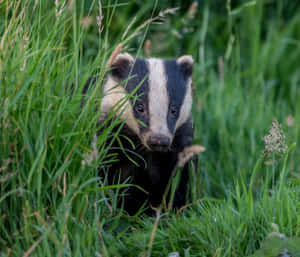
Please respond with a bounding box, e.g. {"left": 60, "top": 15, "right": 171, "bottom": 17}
{"left": 0, "top": 1, "right": 123, "bottom": 255}
{"left": 0, "top": 0, "right": 299, "bottom": 256}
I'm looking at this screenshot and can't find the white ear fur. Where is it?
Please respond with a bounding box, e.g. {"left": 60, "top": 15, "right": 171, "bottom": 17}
{"left": 110, "top": 53, "right": 135, "bottom": 80}
{"left": 113, "top": 53, "right": 134, "bottom": 65}
{"left": 176, "top": 55, "right": 194, "bottom": 78}
{"left": 176, "top": 55, "right": 194, "bottom": 66}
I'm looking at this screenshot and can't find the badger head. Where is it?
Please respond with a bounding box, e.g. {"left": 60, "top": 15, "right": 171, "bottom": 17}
{"left": 101, "top": 53, "right": 193, "bottom": 152}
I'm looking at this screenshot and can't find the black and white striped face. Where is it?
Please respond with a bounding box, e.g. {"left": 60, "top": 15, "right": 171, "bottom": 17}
{"left": 101, "top": 53, "right": 193, "bottom": 151}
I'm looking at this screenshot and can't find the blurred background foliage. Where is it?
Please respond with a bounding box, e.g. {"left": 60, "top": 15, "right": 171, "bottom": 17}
{"left": 67, "top": 0, "right": 300, "bottom": 109}
{"left": 1, "top": 1, "right": 300, "bottom": 255}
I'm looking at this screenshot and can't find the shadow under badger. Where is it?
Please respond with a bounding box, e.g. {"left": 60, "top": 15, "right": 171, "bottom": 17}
{"left": 96, "top": 53, "right": 194, "bottom": 215}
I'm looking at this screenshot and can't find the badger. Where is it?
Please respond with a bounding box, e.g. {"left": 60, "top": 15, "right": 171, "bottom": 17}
{"left": 94, "top": 53, "right": 194, "bottom": 215}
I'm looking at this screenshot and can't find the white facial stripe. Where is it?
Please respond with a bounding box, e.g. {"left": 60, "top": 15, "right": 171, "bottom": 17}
{"left": 175, "top": 77, "right": 192, "bottom": 130}
{"left": 147, "top": 58, "right": 171, "bottom": 137}
{"left": 100, "top": 76, "right": 140, "bottom": 135}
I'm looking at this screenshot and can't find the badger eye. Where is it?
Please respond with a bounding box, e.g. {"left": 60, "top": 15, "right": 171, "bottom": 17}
{"left": 135, "top": 103, "right": 145, "bottom": 113}
{"left": 170, "top": 105, "right": 178, "bottom": 117}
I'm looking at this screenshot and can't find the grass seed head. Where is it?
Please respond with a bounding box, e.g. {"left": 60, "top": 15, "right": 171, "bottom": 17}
{"left": 263, "top": 119, "right": 288, "bottom": 161}
{"left": 97, "top": 0, "right": 104, "bottom": 33}
{"left": 55, "top": 0, "right": 66, "bottom": 19}
{"left": 188, "top": 2, "right": 198, "bottom": 20}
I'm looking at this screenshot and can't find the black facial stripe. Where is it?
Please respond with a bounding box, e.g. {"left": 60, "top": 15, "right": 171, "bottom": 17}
{"left": 123, "top": 58, "right": 150, "bottom": 132}
{"left": 164, "top": 60, "right": 187, "bottom": 133}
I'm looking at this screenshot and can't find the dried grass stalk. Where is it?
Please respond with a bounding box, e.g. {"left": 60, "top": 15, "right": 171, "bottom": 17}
{"left": 177, "top": 144, "right": 205, "bottom": 168}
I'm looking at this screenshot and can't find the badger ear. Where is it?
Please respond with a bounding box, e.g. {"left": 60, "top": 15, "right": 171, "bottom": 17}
{"left": 110, "top": 53, "right": 134, "bottom": 80}
{"left": 177, "top": 55, "right": 194, "bottom": 79}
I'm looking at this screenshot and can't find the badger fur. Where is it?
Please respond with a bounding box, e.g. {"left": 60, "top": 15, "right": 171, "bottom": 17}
{"left": 95, "top": 53, "right": 194, "bottom": 215}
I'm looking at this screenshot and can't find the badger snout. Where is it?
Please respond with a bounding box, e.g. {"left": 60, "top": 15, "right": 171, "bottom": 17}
{"left": 146, "top": 134, "right": 171, "bottom": 151}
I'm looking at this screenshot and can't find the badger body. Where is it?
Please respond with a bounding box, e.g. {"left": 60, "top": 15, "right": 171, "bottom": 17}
{"left": 97, "top": 53, "right": 194, "bottom": 215}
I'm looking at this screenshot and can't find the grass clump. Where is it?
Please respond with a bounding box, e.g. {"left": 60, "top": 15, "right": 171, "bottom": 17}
{"left": 0, "top": 0, "right": 300, "bottom": 256}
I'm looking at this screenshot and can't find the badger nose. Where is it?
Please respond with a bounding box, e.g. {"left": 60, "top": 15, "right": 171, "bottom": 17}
{"left": 147, "top": 135, "right": 170, "bottom": 150}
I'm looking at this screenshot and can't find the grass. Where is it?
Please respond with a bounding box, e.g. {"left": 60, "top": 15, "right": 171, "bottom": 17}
{"left": 0, "top": 0, "right": 300, "bottom": 256}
